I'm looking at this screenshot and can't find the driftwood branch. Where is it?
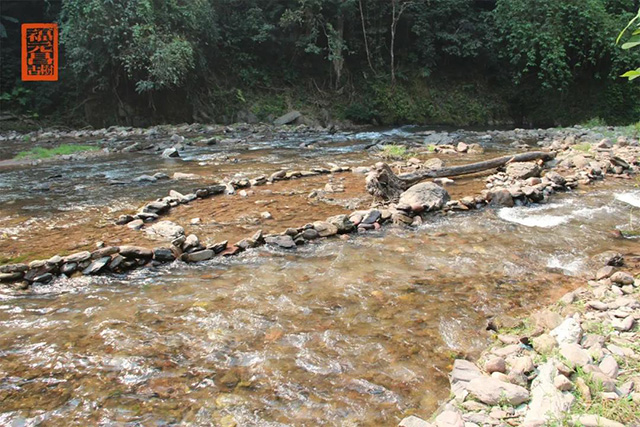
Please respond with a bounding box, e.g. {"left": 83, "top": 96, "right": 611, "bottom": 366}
{"left": 366, "top": 151, "right": 556, "bottom": 201}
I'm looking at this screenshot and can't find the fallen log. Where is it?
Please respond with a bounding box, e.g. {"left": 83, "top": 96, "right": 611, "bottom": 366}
{"left": 366, "top": 151, "right": 556, "bottom": 201}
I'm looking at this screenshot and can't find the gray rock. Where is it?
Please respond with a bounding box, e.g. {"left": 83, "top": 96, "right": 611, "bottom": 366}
{"left": 313, "top": 221, "right": 338, "bottom": 237}
{"left": 183, "top": 249, "right": 213, "bottom": 262}
{"left": 142, "top": 200, "right": 170, "bottom": 214}
{"left": 302, "top": 229, "right": 320, "bottom": 240}
{"left": 554, "top": 375, "right": 573, "bottom": 391}
{"left": 466, "top": 376, "right": 530, "bottom": 405}
{"left": 63, "top": 251, "right": 91, "bottom": 264}
{"left": 60, "top": 263, "right": 77, "bottom": 275}
{"left": 610, "top": 271, "right": 634, "bottom": 286}
{"left": 506, "top": 162, "right": 541, "bottom": 180}
{"left": 274, "top": 111, "right": 301, "bottom": 126}
{"left": 153, "top": 247, "right": 176, "bottom": 262}
{"left": 361, "top": 209, "right": 381, "bottom": 224}
{"left": 612, "top": 316, "right": 634, "bottom": 332}
{"left": 208, "top": 240, "right": 228, "bottom": 254}
{"left": 488, "top": 189, "right": 514, "bottom": 207}
{"left": 182, "top": 234, "right": 200, "bottom": 252}
{"left": 116, "top": 214, "right": 134, "bottom": 225}
{"left": 399, "top": 182, "right": 450, "bottom": 211}
{"left": 449, "top": 359, "right": 483, "bottom": 400}
{"left": 162, "top": 147, "right": 180, "bottom": 158}
{"left": 532, "top": 334, "right": 558, "bottom": 354}
{"left": 82, "top": 257, "right": 111, "bottom": 275}
{"left": 596, "top": 265, "right": 615, "bottom": 280}
{"left": 32, "top": 272, "right": 53, "bottom": 283}
{"left": 326, "top": 214, "right": 355, "bottom": 233}
{"left": 91, "top": 247, "right": 119, "bottom": 259}
{"left": 146, "top": 221, "right": 185, "bottom": 240}
{"left": 134, "top": 174, "right": 157, "bottom": 183}
{"left": 544, "top": 171, "right": 567, "bottom": 186}
{"left": 119, "top": 246, "right": 153, "bottom": 259}
{"left": 265, "top": 235, "right": 296, "bottom": 249}
{"left": 0, "top": 272, "right": 23, "bottom": 281}
{"left": 127, "top": 219, "right": 144, "bottom": 230}
{"left": 434, "top": 409, "right": 464, "bottom": 427}
{"left": 0, "top": 263, "right": 28, "bottom": 274}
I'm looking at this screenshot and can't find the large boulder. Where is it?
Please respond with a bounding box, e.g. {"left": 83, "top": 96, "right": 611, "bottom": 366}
{"left": 274, "top": 111, "right": 301, "bottom": 126}
{"left": 506, "top": 162, "right": 541, "bottom": 180}
{"left": 523, "top": 360, "right": 574, "bottom": 426}
{"left": 466, "top": 376, "right": 530, "bottom": 405}
{"left": 399, "top": 182, "right": 450, "bottom": 212}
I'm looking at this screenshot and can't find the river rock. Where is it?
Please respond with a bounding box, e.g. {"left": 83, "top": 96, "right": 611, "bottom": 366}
{"left": 554, "top": 375, "right": 573, "bottom": 391}
{"left": 63, "top": 251, "right": 91, "bottom": 264}
{"left": 153, "top": 247, "right": 176, "bottom": 262}
{"left": 183, "top": 234, "right": 200, "bottom": 252}
{"left": 147, "top": 221, "right": 185, "bottom": 240}
{"left": 510, "top": 355, "right": 534, "bottom": 374}
{"left": 274, "top": 111, "right": 301, "bottom": 125}
{"left": 399, "top": 415, "right": 433, "bottom": 427}
{"left": 488, "top": 189, "right": 514, "bottom": 207}
{"left": 599, "top": 355, "right": 618, "bottom": 379}
{"left": 0, "top": 263, "right": 28, "bottom": 274}
{"left": 593, "top": 251, "right": 623, "bottom": 267}
{"left": 596, "top": 265, "right": 615, "bottom": 280}
{"left": 32, "top": 272, "right": 53, "bottom": 283}
{"left": 116, "top": 214, "right": 134, "bottom": 225}
{"left": 60, "top": 263, "right": 77, "bottom": 275}
{"left": 506, "top": 162, "right": 541, "bottom": 180}
{"left": 399, "top": 182, "right": 450, "bottom": 212}
{"left": 434, "top": 409, "right": 463, "bottom": 427}
{"left": 134, "top": 174, "right": 157, "bottom": 183}
{"left": 449, "top": 359, "right": 483, "bottom": 400}
{"left": 91, "top": 247, "right": 118, "bottom": 259}
{"left": 326, "top": 214, "right": 355, "bottom": 233}
{"left": 183, "top": 249, "right": 213, "bottom": 262}
{"left": 173, "top": 172, "right": 198, "bottom": 180}
{"left": 142, "top": 201, "right": 170, "bottom": 214}
{"left": 313, "top": 221, "right": 338, "bottom": 237}
{"left": 162, "top": 147, "right": 180, "bottom": 158}
{"left": 265, "top": 235, "right": 296, "bottom": 249}
{"left": 119, "top": 246, "right": 153, "bottom": 259}
{"left": 532, "top": 333, "right": 558, "bottom": 354}
{"left": 523, "top": 361, "right": 574, "bottom": 426}
{"left": 559, "top": 343, "right": 591, "bottom": 368}
{"left": 610, "top": 271, "right": 634, "bottom": 285}
{"left": 570, "top": 415, "right": 625, "bottom": 427}
{"left": 127, "top": 219, "right": 144, "bottom": 230}
{"left": 209, "top": 240, "right": 228, "bottom": 254}
{"left": 82, "top": 257, "right": 111, "bottom": 275}
{"left": 550, "top": 318, "right": 582, "bottom": 345}
{"left": 544, "top": 171, "right": 567, "bottom": 186}
{"left": 484, "top": 357, "right": 506, "bottom": 374}
{"left": 466, "top": 376, "right": 529, "bottom": 405}
{"left": 612, "top": 316, "right": 634, "bottom": 332}
{"left": 0, "top": 272, "right": 23, "bottom": 281}
{"left": 301, "top": 229, "right": 319, "bottom": 240}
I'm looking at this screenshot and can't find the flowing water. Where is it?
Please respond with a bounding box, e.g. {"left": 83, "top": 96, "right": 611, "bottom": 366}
{"left": 0, "top": 127, "right": 638, "bottom": 426}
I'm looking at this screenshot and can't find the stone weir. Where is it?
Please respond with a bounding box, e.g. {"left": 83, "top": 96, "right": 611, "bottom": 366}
{"left": 1, "top": 135, "right": 638, "bottom": 290}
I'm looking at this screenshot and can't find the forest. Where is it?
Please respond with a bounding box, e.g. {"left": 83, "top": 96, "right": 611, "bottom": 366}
{"left": 1, "top": 0, "right": 640, "bottom": 127}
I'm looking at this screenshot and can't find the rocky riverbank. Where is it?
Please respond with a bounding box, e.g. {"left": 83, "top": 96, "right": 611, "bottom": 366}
{"left": 400, "top": 254, "right": 640, "bottom": 427}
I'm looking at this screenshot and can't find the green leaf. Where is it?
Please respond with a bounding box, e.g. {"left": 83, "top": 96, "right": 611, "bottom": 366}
{"left": 621, "top": 69, "right": 640, "bottom": 81}
{"left": 617, "top": 9, "right": 640, "bottom": 44}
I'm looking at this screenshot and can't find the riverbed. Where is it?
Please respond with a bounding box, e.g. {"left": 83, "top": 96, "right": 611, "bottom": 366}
{"left": 0, "top": 125, "right": 638, "bottom": 425}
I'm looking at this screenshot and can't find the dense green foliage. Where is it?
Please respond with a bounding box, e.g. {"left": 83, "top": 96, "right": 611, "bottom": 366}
{"left": 617, "top": 7, "right": 640, "bottom": 80}
{"left": 1, "top": 0, "right": 639, "bottom": 127}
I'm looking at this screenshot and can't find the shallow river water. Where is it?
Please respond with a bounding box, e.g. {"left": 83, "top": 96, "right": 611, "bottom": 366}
{"left": 0, "top": 127, "right": 638, "bottom": 426}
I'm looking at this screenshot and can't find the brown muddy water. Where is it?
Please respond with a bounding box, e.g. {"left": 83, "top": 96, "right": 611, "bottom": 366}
{"left": 1, "top": 127, "right": 639, "bottom": 426}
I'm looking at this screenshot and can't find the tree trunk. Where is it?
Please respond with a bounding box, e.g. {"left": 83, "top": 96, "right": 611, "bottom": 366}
{"left": 366, "top": 151, "right": 556, "bottom": 201}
